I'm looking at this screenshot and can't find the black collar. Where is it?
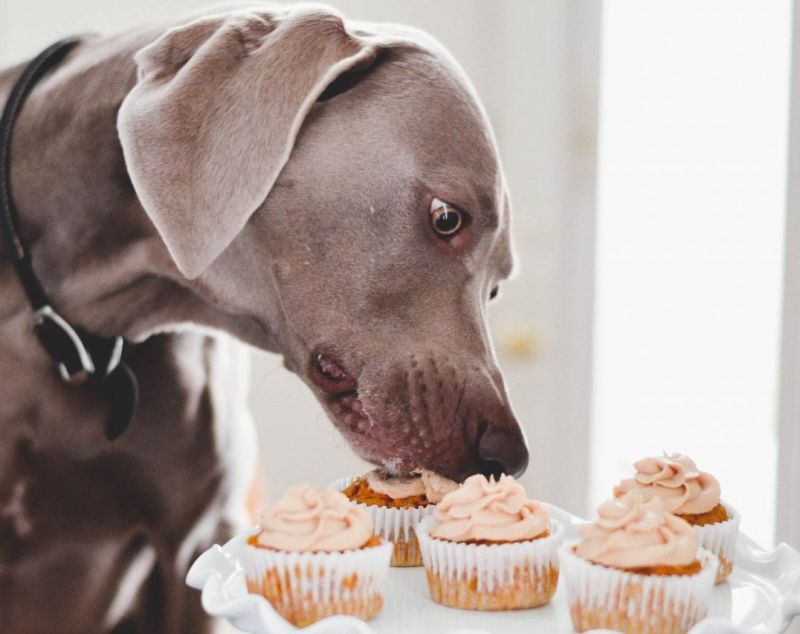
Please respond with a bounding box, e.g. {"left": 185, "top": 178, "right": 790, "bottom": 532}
{"left": 0, "top": 38, "right": 138, "bottom": 440}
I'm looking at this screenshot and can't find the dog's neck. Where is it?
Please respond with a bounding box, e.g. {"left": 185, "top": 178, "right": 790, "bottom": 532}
{"left": 0, "top": 35, "right": 279, "bottom": 370}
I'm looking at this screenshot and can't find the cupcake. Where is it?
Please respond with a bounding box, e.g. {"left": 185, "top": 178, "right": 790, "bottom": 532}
{"left": 562, "top": 493, "right": 718, "bottom": 633}
{"left": 243, "top": 484, "right": 392, "bottom": 626}
{"left": 416, "top": 474, "right": 562, "bottom": 610}
{"left": 337, "top": 469, "right": 458, "bottom": 566}
{"left": 614, "top": 453, "right": 740, "bottom": 582}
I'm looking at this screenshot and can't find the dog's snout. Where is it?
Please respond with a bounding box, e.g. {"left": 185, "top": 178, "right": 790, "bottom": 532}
{"left": 316, "top": 348, "right": 530, "bottom": 483}
{"left": 477, "top": 424, "right": 529, "bottom": 479}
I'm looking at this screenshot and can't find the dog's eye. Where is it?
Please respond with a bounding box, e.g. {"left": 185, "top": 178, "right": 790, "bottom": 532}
{"left": 431, "top": 197, "right": 464, "bottom": 237}
{"left": 489, "top": 286, "right": 500, "bottom": 301}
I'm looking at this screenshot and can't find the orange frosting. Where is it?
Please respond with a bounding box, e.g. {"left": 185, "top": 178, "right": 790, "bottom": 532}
{"left": 614, "top": 453, "right": 721, "bottom": 515}
{"left": 431, "top": 474, "right": 549, "bottom": 543}
{"left": 257, "top": 485, "right": 373, "bottom": 552}
{"left": 577, "top": 493, "right": 697, "bottom": 569}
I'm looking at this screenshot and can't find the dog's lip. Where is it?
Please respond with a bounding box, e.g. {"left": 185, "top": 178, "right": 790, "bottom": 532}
{"left": 325, "top": 385, "right": 464, "bottom": 480}
{"left": 309, "top": 351, "right": 357, "bottom": 395}
{"left": 308, "top": 350, "right": 470, "bottom": 480}
{"left": 322, "top": 382, "right": 409, "bottom": 465}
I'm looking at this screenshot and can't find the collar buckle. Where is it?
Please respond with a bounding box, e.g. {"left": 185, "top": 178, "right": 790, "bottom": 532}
{"left": 34, "top": 305, "right": 96, "bottom": 385}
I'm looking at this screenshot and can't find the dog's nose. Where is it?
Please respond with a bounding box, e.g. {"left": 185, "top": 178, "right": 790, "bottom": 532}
{"left": 477, "top": 424, "right": 529, "bottom": 478}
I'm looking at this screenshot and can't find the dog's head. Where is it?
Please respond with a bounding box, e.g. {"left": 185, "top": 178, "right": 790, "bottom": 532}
{"left": 118, "top": 5, "right": 527, "bottom": 481}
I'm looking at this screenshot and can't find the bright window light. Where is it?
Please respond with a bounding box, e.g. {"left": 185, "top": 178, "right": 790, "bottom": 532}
{"left": 591, "top": 0, "right": 791, "bottom": 547}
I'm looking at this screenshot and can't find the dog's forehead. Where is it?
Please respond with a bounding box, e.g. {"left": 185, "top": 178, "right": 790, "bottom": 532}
{"left": 329, "top": 20, "right": 501, "bottom": 199}
{"left": 403, "top": 61, "right": 497, "bottom": 195}
{"left": 382, "top": 44, "right": 512, "bottom": 271}
{"left": 277, "top": 18, "right": 513, "bottom": 272}
{"left": 369, "top": 49, "right": 515, "bottom": 279}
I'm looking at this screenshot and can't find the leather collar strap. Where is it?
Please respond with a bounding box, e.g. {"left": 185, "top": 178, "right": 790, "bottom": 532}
{"left": 0, "top": 37, "right": 138, "bottom": 440}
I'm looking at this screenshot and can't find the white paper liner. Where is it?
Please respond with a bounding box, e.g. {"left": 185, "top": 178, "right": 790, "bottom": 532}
{"left": 241, "top": 539, "right": 392, "bottom": 604}
{"left": 415, "top": 515, "right": 564, "bottom": 592}
{"left": 561, "top": 545, "right": 718, "bottom": 631}
{"left": 330, "top": 476, "right": 435, "bottom": 544}
{"left": 691, "top": 500, "right": 740, "bottom": 581}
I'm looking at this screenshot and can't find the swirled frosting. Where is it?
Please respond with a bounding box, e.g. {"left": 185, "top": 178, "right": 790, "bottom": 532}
{"left": 365, "top": 469, "right": 458, "bottom": 503}
{"left": 257, "top": 485, "right": 373, "bottom": 552}
{"left": 576, "top": 493, "right": 697, "bottom": 569}
{"left": 431, "top": 474, "right": 550, "bottom": 542}
{"left": 613, "top": 453, "right": 721, "bottom": 515}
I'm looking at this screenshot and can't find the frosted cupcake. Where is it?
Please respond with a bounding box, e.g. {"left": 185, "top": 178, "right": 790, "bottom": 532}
{"left": 562, "top": 493, "right": 718, "bottom": 633}
{"left": 614, "top": 453, "right": 740, "bottom": 582}
{"left": 416, "top": 474, "right": 562, "bottom": 610}
{"left": 243, "top": 484, "right": 392, "bottom": 626}
{"left": 338, "top": 469, "right": 458, "bottom": 566}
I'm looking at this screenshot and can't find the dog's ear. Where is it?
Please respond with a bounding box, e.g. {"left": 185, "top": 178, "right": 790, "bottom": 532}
{"left": 118, "top": 8, "right": 378, "bottom": 278}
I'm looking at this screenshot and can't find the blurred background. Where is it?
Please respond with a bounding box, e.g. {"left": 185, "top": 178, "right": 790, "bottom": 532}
{"left": 1, "top": 0, "right": 798, "bottom": 557}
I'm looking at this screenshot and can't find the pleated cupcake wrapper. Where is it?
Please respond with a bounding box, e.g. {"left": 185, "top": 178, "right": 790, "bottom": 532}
{"left": 561, "top": 545, "right": 718, "bottom": 628}
{"left": 330, "top": 476, "right": 435, "bottom": 543}
{"left": 692, "top": 501, "right": 740, "bottom": 575}
{"left": 415, "top": 515, "right": 564, "bottom": 592}
{"left": 241, "top": 540, "right": 393, "bottom": 604}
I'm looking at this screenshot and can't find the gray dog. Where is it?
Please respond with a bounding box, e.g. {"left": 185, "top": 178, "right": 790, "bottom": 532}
{"left": 0, "top": 4, "right": 527, "bottom": 632}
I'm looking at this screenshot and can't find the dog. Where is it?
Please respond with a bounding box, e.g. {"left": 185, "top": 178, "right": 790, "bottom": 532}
{"left": 0, "top": 4, "right": 528, "bottom": 632}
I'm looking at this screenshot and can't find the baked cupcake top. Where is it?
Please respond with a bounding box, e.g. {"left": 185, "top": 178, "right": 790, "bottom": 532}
{"left": 256, "top": 484, "right": 373, "bottom": 552}
{"left": 431, "top": 474, "right": 550, "bottom": 543}
{"left": 613, "top": 453, "right": 721, "bottom": 515}
{"left": 577, "top": 493, "right": 697, "bottom": 569}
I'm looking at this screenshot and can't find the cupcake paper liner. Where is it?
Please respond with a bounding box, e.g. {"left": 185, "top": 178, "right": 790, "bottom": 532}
{"left": 416, "top": 515, "right": 563, "bottom": 610}
{"left": 561, "top": 545, "right": 718, "bottom": 634}
{"left": 330, "top": 476, "right": 435, "bottom": 567}
{"left": 690, "top": 500, "right": 740, "bottom": 584}
{"left": 241, "top": 539, "right": 393, "bottom": 627}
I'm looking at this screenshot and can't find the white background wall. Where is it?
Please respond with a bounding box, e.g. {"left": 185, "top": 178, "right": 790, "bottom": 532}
{"left": 592, "top": 0, "right": 791, "bottom": 548}
{"left": 779, "top": 0, "right": 800, "bottom": 558}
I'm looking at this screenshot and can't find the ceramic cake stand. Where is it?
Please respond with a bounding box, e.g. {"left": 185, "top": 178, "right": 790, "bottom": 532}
{"left": 187, "top": 504, "right": 800, "bottom": 634}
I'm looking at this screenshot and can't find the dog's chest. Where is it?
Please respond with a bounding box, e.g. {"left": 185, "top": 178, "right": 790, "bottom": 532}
{"left": 0, "top": 330, "right": 255, "bottom": 629}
